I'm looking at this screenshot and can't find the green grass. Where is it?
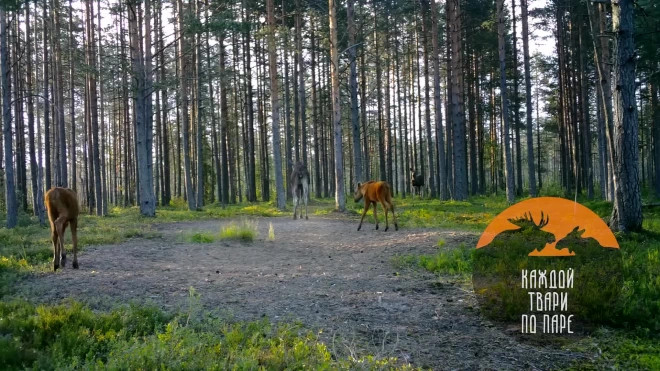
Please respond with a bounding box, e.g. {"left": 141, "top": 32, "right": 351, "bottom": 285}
{"left": 565, "top": 329, "right": 660, "bottom": 370}
{"left": 187, "top": 231, "right": 216, "bottom": 243}
{"left": 268, "top": 222, "right": 275, "bottom": 241}
{"left": 1, "top": 192, "right": 659, "bottom": 369}
{"left": 218, "top": 220, "right": 259, "bottom": 242}
{"left": 395, "top": 193, "right": 659, "bottom": 369}
{"left": 0, "top": 296, "right": 414, "bottom": 370}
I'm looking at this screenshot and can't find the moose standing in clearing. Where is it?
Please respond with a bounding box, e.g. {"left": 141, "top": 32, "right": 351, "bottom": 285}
{"left": 410, "top": 168, "right": 424, "bottom": 199}
{"left": 354, "top": 181, "right": 399, "bottom": 232}
{"left": 45, "top": 187, "right": 80, "bottom": 271}
{"left": 290, "top": 161, "right": 310, "bottom": 220}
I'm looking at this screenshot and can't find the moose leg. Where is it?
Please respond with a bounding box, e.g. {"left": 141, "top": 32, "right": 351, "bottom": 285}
{"left": 383, "top": 202, "right": 390, "bottom": 232}
{"left": 292, "top": 192, "right": 298, "bottom": 220}
{"left": 71, "top": 218, "right": 79, "bottom": 269}
{"left": 51, "top": 225, "right": 60, "bottom": 271}
{"left": 391, "top": 203, "right": 399, "bottom": 231}
{"left": 372, "top": 201, "right": 379, "bottom": 230}
{"left": 57, "top": 217, "right": 68, "bottom": 268}
{"left": 357, "top": 202, "right": 370, "bottom": 231}
{"left": 303, "top": 184, "right": 309, "bottom": 220}
{"left": 60, "top": 221, "right": 68, "bottom": 267}
{"left": 53, "top": 216, "right": 67, "bottom": 270}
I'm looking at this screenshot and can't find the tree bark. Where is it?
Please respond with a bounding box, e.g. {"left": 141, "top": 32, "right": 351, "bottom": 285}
{"left": 348, "top": 0, "right": 362, "bottom": 185}
{"left": 497, "top": 0, "right": 515, "bottom": 203}
{"left": 450, "top": 0, "right": 466, "bottom": 200}
{"left": 652, "top": 82, "right": 660, "bottom": 197}
{"left": 1, "top": 9, "right": 17, "bottom": 228}
{"left": 329, "top": 0, "right": 345, "bottom": 210}
{"left": 177, "top": 0, "right": 196, "bottom": 210}
{"left": 610, "top": 0, "right": 642, "bottom": 231}
{"left": 521, "top": 0, "right": 536, "bottom": 196}
{"left": 267, "top": 0, "right": 286, "bottom": 210}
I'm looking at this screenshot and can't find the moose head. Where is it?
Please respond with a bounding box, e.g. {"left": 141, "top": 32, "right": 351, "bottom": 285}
{"left": 507, "top": 211, "right": 555, "bottom": 244}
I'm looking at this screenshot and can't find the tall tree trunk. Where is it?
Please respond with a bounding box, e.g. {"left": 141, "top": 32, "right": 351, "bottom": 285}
{"left": 242, "top": 0, "right": 256, "bottom": 202}
{"left": 53, "top": 0, "right": 68, "bottom": 188}
{"left": 68, "top": 0, "right": 77, "bottom": 192}
{"left": 128, "top": 0, "right": 156, "bottom": 216}
{"left": 512, "top": 0, "right": 522, "bottom": 195}
{"left": 609, "top": 0, "right": 642, "bottom": 231}
{"left": 348, "top": 0, "right": 362, "bottom": 185}
{"left": 86, "top": 0, "right": 103, "bottom": 215}
{"left": 43, "top": 0, "right": 52, "bottom": 190}
{"left": 497, "top": 0, "right": 515, "bottom": 203}
{"left": 194, "top": 0, "right": 204, "bottom": 208}
{"left": 652, "top": 83, "right": 660, "bottom": 197}
{"left": 267, "top": 0, "right": 286, "bottom": 210}
{"left": 360, "top": 26, "right": 369, "bottom": 181}
{"left": 1, "top": 9, "right": 17, "bottom": 228}
{"left": 177, "top": 0, "right": 196, "bottom": 210}
{"left": 579, "top": 21, "right": 593, "bottom": 199}
{"left": 26, "top": 4, "right": 41, "bottom": 219}
{"left": 449, "top": 0, "right": 467, "bottom": 200}
{"left": 521, "top": 0, "right": 536, "bottom": 196}
{"left": 158, "top": 3, "right": 171, "bottom": 206}
{"left": 311, "top": 17, "right": 321, "bottom": 198}
{"left": 295, "top": 0, "right": 307, "bottom": 164}
{"left": 329, "top": 0, "right": 345, "bottom": 210}
{"left": 218, "top": 37, "right": 230, "bottom": 206}
{"left": 421, "top": 2, "right": 437, "bottom": 198}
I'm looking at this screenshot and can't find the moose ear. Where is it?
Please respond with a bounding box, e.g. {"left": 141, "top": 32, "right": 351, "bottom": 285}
{"left": 357, "top": 182, "right": 361, "bottom": 188}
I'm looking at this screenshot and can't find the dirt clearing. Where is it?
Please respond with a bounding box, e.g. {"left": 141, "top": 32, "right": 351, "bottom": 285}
{"left": 15, "top": 215, "right": 585, "bottom": 370}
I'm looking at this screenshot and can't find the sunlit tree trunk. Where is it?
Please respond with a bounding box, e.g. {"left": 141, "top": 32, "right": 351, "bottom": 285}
{"left": 521, "top": 0, "right": 536, "bottom": 196}
{"left": 329, "top": 0, "right": 345, "bottom": 210}
{"left": 497, "top": 0, "right": 514, "bottom": 203}
{"left": 1, "top": 8, "right": 17, "bottom": 228}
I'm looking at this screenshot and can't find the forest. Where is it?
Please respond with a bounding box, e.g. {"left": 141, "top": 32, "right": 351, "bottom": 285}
{"left": 0, "top": 0, "right": 658, "bottom": 369}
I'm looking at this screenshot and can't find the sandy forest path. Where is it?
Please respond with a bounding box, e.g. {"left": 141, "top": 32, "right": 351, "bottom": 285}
{"left": 16, "top": 214, "right": 583, "bottom": 370}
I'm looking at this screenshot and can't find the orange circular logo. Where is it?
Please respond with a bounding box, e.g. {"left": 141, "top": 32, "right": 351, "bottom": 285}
{"left": 477, "top": 197, "right": 619, "bottom": 256}
{"left": 472, "top": 197, "right": 623, "bottom": 344}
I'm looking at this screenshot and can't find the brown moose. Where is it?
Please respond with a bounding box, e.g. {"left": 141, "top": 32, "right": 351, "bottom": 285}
{"left": 45, "top": 187, "right": 80, "bottom": 271}
{"left": 353, "top": 180, "right": 399, "bottom": 232}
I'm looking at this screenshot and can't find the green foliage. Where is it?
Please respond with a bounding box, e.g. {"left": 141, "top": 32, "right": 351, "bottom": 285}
{"left": 0, "top": 299, "right": 413, "bottom": 370}
{"left": 394, "top": 244, "right": 474, "bottom": 280}
{"left": 218, "top": 220, "right": 258, "bottom": 242}
{"left": 268, "top": 222, "right": 275, "bottom": 241}
{"left": 187, "top": 232, "right": 216, "bottom": 243}
{"left": 342, "top": 195, "right": 508, "bottom": 230}
{"left": 566, "top": 329, "right": 660, "bottom": 370}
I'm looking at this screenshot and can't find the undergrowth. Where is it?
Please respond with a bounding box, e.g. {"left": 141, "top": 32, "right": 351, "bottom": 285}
{"left": 1, "top": 193, "right": 658, "bottom": 369}
{"left": 398, "top": 195, "right": 659, "bottom": 370}
{"left": 218, "top": 220, "right": 259, "bottom": 242}
{"left": 0, "top": 294, "right": 414, "bottom": 370}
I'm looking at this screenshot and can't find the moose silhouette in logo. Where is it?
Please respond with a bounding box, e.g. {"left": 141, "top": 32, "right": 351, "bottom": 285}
{"left": 479, "top": 211, "right": 557, "bottom": 255}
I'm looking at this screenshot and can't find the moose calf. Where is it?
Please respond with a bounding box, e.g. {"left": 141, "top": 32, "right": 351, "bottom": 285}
{"left": 353, "top": 180, "right": 399, "bottom": 232}
{"left": 410, "top": 168, "right": 424, "bottom": 199}
{"left": 45, "top": 187, "right": 80, "bottom": 271}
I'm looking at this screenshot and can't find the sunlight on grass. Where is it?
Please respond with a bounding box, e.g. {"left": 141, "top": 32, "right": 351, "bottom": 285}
{"left": 267, "top": 223, "right": 275, "bottom": 241}
{"left": 0, "top": 298, "right": 415, "bottom": 370}
{"left": 219, "top": 220, "right": 259, "bottom": 242}
{"left": 187, "top": 232, "right": 216, "bottom": 243}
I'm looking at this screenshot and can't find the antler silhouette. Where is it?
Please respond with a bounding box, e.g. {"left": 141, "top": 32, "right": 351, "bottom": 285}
{"left": 511, "top": 211, "right": 550, "bottom": 229}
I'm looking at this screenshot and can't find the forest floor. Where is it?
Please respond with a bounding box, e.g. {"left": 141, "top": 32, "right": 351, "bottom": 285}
{"left": 14, "top": 213, "right": 586, "bottom": 370}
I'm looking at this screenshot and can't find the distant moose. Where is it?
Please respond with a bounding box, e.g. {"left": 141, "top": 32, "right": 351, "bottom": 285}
{"left": 353, "top": 180, "right": 399, "bottom": 232}
{"left": 410, "top": 168, "right": 424, "bottom": 199}
{"left": 290, "top": 161, "right": 310, "bottom": 220}
{"left": 45, "top": 187, "right": 80, "bottom": 271}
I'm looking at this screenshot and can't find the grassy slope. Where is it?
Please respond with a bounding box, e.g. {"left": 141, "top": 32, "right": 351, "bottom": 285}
{"left": 1, "top": 194, "right": 658, "bottom": 369}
